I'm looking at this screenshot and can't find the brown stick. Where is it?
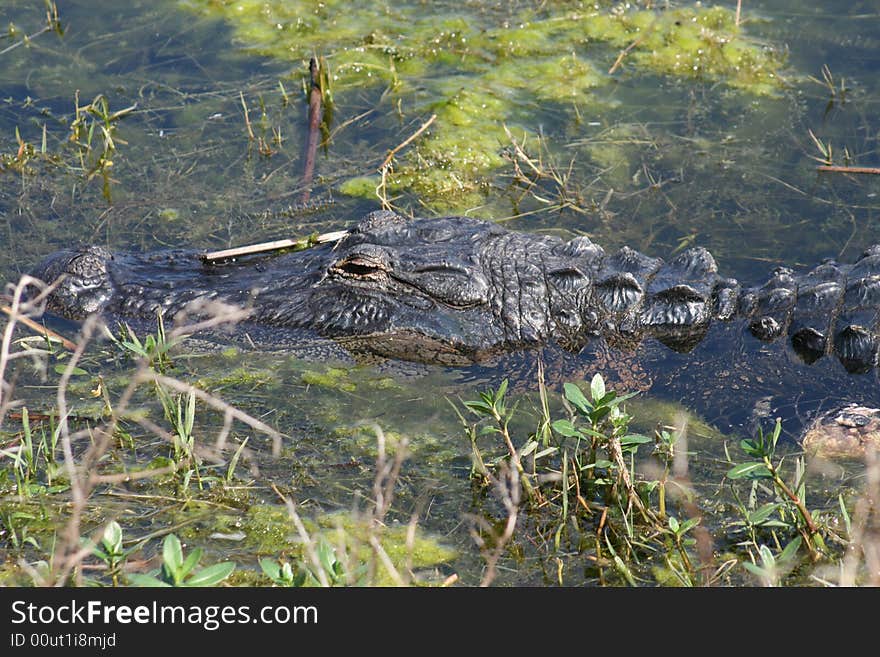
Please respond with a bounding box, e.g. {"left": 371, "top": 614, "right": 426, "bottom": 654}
{"left": 817, "top": 165, "right": 880, "bottom": 175}
{"left": 301, "top": 56, "right": 324, "bottom": 203}
{"left": 0, "top": 304, "right": 77, "bottom": 351}
{"left": 200, "top": 229, "right": 348, "bottom": 263}
{"left": 378, "top": 114, "right": 437, "bottom": 171}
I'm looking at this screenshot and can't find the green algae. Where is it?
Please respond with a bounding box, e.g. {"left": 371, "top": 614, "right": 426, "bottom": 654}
{"left": 625, "top": 396, "right": 728, "bottom": 445}
{"left": 196, "top": 366, "right": 279, "bottom": 392}
{"left": 180, "top": 0, "right": 788, "bottom": 210}
{"left": 300, "top": 366, "right": 358, "bottom": 392}
{"left": 204, "top": 504, "right": 455, "bottom": 584}
{"left": 314, "top": 511, "right": 457, "bottom": 585}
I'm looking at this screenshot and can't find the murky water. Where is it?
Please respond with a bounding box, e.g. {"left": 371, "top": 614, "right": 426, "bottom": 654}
{"left": 2, "top": 0, "right": 880, "bottom": 586}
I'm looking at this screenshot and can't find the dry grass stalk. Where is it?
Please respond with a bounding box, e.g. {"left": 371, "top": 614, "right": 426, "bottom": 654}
{"left": 378, "top": 114, "right": 436, "bottom": 172}
{"left": 468, "top": 462, "right": 520, "bottom": 587}
{"left": 0, "top": 288, "right": 286, "bottom": 585}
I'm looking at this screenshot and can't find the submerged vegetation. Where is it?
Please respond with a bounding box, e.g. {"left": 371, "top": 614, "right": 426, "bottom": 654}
{"left": 182, "top": 0, "right": 787, "bottom": 208}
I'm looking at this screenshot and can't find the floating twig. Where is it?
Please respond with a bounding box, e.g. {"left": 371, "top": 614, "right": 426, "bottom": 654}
{"left": 0, "top": 304, "right": 77, "bottom": 351}
{"left": 201, "top": 229, "right": 349, "bottom": 263}
{"left": 817, "top": 165, "right": 880, "bottom": 175}
{"left": 301, "top": 56, "right": 326, "bottom": 204}
{"left": 378, "top": 114, "right": 437, "bottom": 171}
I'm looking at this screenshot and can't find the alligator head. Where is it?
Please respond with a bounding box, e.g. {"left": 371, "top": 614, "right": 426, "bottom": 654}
{"left": 34, "top": 211, "right": 602, "bottom": 364}
{"left": 222, "top": 209, "right": 635, "bottom": 363}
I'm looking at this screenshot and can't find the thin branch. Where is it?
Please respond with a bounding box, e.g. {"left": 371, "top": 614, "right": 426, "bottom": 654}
{"left": 0, "top": 2, "right": 62, "bottom": 57}
{"left": 0, "top": 304, "right": 76, "bottom": 351}
{"left": 200, "top": 230, "right": 348, "bottom": 263}
{"left": 271, "top": 483, "right": 331, "bottom": 587}
{"left": 378, "top": 114, "right": 436, "bottom": 171}
{"left": 817, "top": 165, "right": 880, "bottom": 175}
{"left": 608, "top": 16, "right": 658, "bottom": 74}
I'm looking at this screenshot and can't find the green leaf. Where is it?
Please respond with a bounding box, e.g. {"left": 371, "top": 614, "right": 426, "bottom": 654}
{"left": 317, "top": 540, "right": 337, "bottom": 575}
{"left": 102, "top": 521, "right": 122, "bottom": 551}
{"left": 162, "top": 534, "right": 184, "bottom": 573}
{"left": 838, "top": 494, "right": 852, "bottom": 535}
{"left": 747, "top": 503, "right": 782, "bottom": 524}
{"left": 127, "top": 573, "right": 171, "bottom": 587}
{"left": 180, "top": 547, "right": 202, "bottom": 578}
{"left": 519, "top": 440, "right": 538, "bottom": 457}
{"left": 579, "top": 427, "right": 612, "bottom": 440}
{"left": 679, "top": 517, "right": 701, "bottom": 534}
{"left": 778, "top": 536, "right": 803, "bottom": 564}
{"left": 533, "top": 447, "right": 558, "bottom": 459}
{"left": 758, "top": 544, "right": 775, "bottom": 567}
{"left": 727, "top": 462, "right": 772, "bottom": 480}
{"left": 54, "top": 364, "right": 87, "bottom": 376}
{"left": 590, "top": 374, "right": 606, "bottom": 402}
{"left": 757, "top": 520, "right": 791, "bottom": 529}
{"left": 742, "top": 562, "right": 770, "bottom": 578}
{"left": 184, "top": 391, "right": 195, "bottom": 438}
{"left": 551, "top": 419, "right": 582, "bottom": 437}
{"left": 739, "top": 437, "right": 767, "bottom": 458}
{"left": 184, "top": 562, "right": 235, "bottom": 587}
{"left": 463, "top": 400, "right": 493, "bottom": 416}
{"left": 588, "top": 405, "right": 612, "bottom": 425}
{"left": 259, "top": 558, "right": 281, "bottom": 580}
{"left": 562, "top": 383, "right": 591, "bottom": 414}
{"left": 620, "top": 434, "right": 653, "bottom": 446}
{"left": 668, "top": 516, "right": 680, "bottom": 532}
{"left": 613, "top": 391, "right": 639, "bottom": 404}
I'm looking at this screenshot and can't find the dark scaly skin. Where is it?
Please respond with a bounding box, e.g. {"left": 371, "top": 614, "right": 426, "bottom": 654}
{"left": 28, "top": 210, "right": 880, "bottom": 372}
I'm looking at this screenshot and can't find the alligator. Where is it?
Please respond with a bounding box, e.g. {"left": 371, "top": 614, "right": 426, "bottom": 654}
{"left": 28, "top": 209, "right": 880, "bottom": 376}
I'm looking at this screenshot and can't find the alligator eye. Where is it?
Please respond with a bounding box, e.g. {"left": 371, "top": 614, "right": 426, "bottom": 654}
{"left": 331, "top": 255, "right": 389, "bottom": 280}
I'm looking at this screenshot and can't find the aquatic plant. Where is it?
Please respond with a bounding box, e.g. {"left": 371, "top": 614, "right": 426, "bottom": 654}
{"left": 181, "top": 0, "right": 787, "bottom": 208}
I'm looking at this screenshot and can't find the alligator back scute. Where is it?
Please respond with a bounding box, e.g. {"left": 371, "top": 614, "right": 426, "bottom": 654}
{"left": 640, "top": 247, "right": 721, "bottom": 352}
{"left": 745, "top": 267, "right": 798, "bottom": 342}
{"left": 593, "top": 247, "right": 663, "bottom": 320}
{"left": 788, "top": 261, "right": 846, "bottom": 363}
{"left": 832, "top": 249, "right": 880, "bottom": 373}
